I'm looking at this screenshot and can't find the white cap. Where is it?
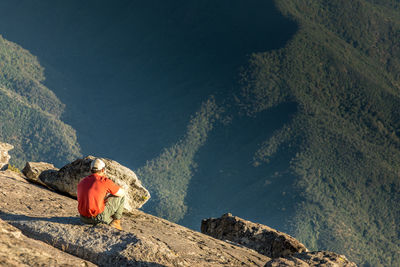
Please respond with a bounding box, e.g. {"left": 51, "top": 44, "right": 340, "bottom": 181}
{"left": 90, "top": 158, "right": 105, "bottom": 171}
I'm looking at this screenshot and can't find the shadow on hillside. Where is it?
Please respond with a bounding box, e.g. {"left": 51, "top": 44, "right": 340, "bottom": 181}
{"left": 182, "top": 101, "right": 300, "bottom": 231}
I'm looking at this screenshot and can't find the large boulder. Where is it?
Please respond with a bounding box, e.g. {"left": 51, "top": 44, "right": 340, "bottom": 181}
{"left": 32, "top": 156, "right": 150, "bottom": 212}
{"left": 201, "top": 213, "right": 307, "bottom": 258}
{"left": 22, "top": 162, "right": 59, "bottom": 187}
{"left": 0, "top": 142, "right": 13, "bottom": 170}
{"left": 265, "top": 251, "right": 357, "bottom": 267}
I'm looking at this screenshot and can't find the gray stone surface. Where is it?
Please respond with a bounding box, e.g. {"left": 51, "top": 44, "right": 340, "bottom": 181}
{"left": 22, "top": 161, "right": 59, "bottom": 187}
{"left": 202, "top": 214, "right": 357, "bottom": 266}
{"left": 38, "top": 156, "right": 150, "bottom": 211}
{"left": 201, "top": 213, "right": 308, "bottom": 258}
{"left": 264, "top": 256, "right": 309, "bottom": 267}
{"left": 0, "top": 170, "right": 270, "bottom": 266}
{"left": 0, "top": 218, "right": 95, "bottom": 267}
{"left": 0, "top": 142, "right": 13, "bottom": 170}
{"left": 265, "top": 251, "right": 357, "bottom": 267}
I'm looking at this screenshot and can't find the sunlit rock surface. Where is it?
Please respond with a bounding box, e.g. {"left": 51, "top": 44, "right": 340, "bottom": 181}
{"left": 202, "top": 213, "right": 307, "bottom": 258}
{"left": 0, "top": 216, "right": 94, "bottom": 266}
{"left": 33, "top": 156, "right": 150, "bottom": 211}
{"left": 202, "top": 213, "right": 357, "bottom": 267}
{"left": 0, "top": 170, "right": 270, "bottom": 266}
{"left": 0, "top": 142, "right": 13, "bottom": 170}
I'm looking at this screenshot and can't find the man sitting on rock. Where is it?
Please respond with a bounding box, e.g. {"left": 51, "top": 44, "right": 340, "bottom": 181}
{"left": 77, "top": 158, "right": 125, "bottom": 230}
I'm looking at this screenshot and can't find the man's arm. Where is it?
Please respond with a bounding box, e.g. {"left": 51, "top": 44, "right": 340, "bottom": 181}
{"left": 106, "top": 178, "right": 125, "bottom": 197}
{"left": 113, "top": 187, "right": 125, "bottom": 197}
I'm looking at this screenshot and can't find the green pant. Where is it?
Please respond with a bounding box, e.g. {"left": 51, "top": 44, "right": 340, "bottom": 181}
{"left": 80, "top": 195, "right": 125, "bottom": 225}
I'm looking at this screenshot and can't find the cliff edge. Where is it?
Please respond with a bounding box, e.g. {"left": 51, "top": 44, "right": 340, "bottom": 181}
{"left": 0, "top": 170, "right": 269, "bottom": 266}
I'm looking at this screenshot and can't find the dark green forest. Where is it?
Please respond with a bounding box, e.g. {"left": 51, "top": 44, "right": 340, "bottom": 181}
{"left": 0, "top": 0, "right": 399, "bottom": 266}
{"left": 0, "top": 35, "right": 81, "bottom": 167}
{"left": 236, "top": 0, "right": 400, "bottom": 265}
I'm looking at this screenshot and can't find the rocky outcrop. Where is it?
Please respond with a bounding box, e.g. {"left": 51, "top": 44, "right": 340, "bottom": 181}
{"left": 0, "top": 217, "right": 94, "bottom": 266}
{"left": 28, "top": 156, "right": 150, "bottom": 211}
{"left": 202, "top": 214, "right": 357, "bottom": 266}
{"left": 0, "top": 142, "right": 13, "bottom": 170}
{"left": 201, "top": 213, "right": 307, "bottom": 258}
{"left": 265, "top": 251, "right": 357, "bottom": 267}
{"left": 0, "top": 170, "right": 270, "bottom": 266}
{"left": 22, "top": 161, "right": 59, "bottom": 187}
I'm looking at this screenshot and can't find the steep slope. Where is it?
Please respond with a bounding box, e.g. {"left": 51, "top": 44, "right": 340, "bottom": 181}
{"left": 0, "top": 35, "right": 81, "bottom": 167}
{"left": 137, "top": 97, "right": 224, "bottom": 222}
{"left": 235, "top": 0, "right": 400, "bottom": 266}
{"left": 0, "top": 1, "right": 398, "bottom": 265}
{"left": 0, "top": 1, "right": 297, "bottom": 226}
{"left": 0, "top": 0, "right": 295, "bottom": 167}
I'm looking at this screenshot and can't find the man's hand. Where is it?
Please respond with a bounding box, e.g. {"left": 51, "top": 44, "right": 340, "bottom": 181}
{"left": 114, "top": 188, "right": 125, "bottom": 197}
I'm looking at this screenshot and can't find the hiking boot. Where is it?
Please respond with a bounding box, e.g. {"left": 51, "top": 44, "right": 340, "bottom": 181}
{"left": 110, "top": 219, "right": 123, "bottom": 230}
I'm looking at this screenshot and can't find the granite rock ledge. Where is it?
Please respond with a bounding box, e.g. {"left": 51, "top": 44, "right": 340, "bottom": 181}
{"left": 0, "top": 170, "right": 270, "bottom": 266}
{"left": 202, "top": 213, "right": 357, "bottom": 267}
{"left": 23, "top": 156, "right": 150, "bottom": 212}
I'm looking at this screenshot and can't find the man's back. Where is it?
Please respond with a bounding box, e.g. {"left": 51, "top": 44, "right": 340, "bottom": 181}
{"left": 77, "top": 173, "right": 119, "bottom": 217}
